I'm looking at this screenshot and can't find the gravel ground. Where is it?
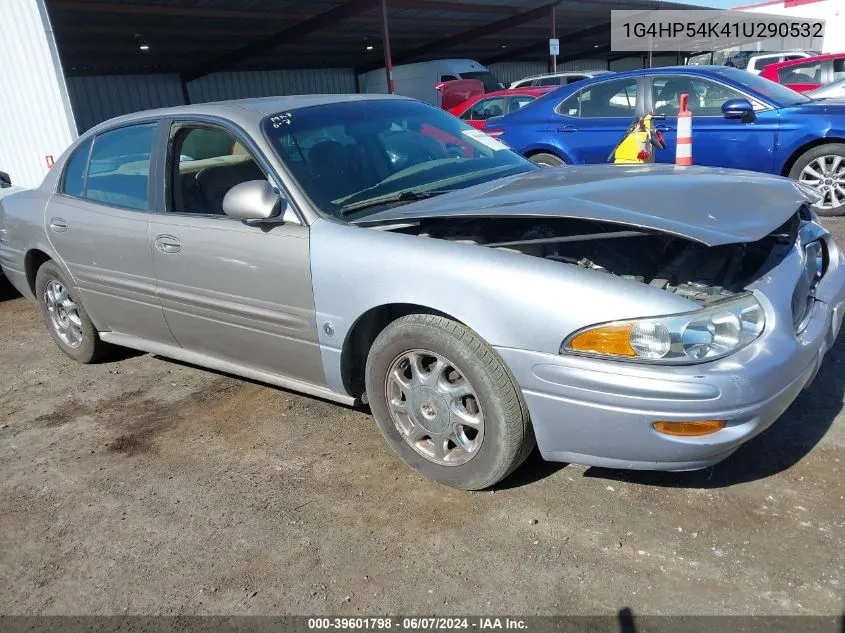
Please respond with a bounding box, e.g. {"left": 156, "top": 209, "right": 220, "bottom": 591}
{"left": 1, "top": 218, "right": 844, "bottom": 617}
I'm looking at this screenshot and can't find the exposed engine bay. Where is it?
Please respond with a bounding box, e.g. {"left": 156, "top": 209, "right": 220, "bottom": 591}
{"left": 391, "top": 215, "right": 801, "bottom": 306}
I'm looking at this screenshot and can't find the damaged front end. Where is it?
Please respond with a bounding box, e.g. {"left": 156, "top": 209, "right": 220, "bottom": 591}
{"left": 393, "top": 204, "right": 820, "bottom": 309}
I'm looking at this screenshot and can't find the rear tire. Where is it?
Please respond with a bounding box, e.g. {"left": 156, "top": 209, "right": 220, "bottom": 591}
{"left": 788, "top": 143, "right": 845, "bottom": 217}
{"left": 35, "top": 261, "right": 110, "bottom": 363}
{"left": 365, "top": 314, "right": 534, "bottom": 490}
{"left": 527, "top": 152, "right": 565, "bottom": 168}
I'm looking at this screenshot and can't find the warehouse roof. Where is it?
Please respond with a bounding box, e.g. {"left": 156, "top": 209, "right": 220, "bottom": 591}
{"left": 47, "top": 0, "right": 699, "bottom": 77}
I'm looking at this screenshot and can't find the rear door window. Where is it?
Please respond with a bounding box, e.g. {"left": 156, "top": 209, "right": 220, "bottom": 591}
{"left": 85, "top": 123, "right": 156, "bottom": 211}
{"left": 60, "top": 138, "right": 92, "bottom": 198}
{"left": 778, "top": 61, "right": 823, "bottom": 84}
{"left": 465, "top": 97, "right": 505, "bottom": 120}
{"left": 508, "top": 95, "right": 536, "bottom": 113}
{"left": 558, "top": 78, "right": 638, "bottom": 118}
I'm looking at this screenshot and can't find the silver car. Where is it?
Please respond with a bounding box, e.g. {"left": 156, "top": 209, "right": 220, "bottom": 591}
{"left": 1, "top": 95, "right": 843, "bottom": 490}
{"left": 808, "top": 78, "right": 845, "bottom": 101}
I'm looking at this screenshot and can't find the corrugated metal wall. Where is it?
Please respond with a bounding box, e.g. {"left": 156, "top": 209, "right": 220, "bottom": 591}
{"left": 489, "top": 59, "right": 609, "bottom": 85}
{"left": 0, "top": 0, "right": 77, "bottom": 188}
{"left": 67, "top": 68, "right": 356, "bottom": 133}
{"left": 66, "top": 74, "right": 185, "bottom": 134}
{"left": 187, "top": 68, "right": 355, "bottom": 103}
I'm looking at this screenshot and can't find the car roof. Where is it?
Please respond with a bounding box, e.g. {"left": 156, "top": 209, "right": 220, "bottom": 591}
{"left": 762, "top": 52, "right": 845, "bottom": 72}
{"left": 482, "top": 86, "right": 557, "bottom": 97}
{"left": 84, "top": 93, "right": 410, "bottom": 134}
{"left": 517, "top": 70, "right": 610, "bottom": 81}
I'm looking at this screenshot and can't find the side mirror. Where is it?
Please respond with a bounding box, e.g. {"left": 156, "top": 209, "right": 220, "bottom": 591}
{"left": 0, "top": 171, "right": 11, "bottom": 189}
{"left": 721, "top": 98, "right": 755, "bottom": 121}
{"left": 222, "top": 180, "right": 285, "bottom": 222}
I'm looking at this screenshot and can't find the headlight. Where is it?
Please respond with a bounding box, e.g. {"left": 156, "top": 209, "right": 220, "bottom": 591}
{"left": 561, "top": 293, "right": 765, "bottom": 364}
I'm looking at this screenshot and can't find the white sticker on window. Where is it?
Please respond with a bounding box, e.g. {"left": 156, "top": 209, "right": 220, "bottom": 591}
{"left": 462, "top": 128, "right": 509, "bottom": 151}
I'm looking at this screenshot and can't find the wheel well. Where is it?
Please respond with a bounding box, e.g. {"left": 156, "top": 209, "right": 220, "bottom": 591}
{"left": 524, "top": 148, "right": 562, "bottom": 159}
{"left": 340, "top": 304, "right": 461, "bottom": 399}
{"left": 24, "top": 249, "right": 51, "bottom": 296}
{"left": 782, "top": 137, "right": 845, "bottom": 176}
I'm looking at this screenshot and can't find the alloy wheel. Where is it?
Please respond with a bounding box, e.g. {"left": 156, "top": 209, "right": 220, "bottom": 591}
{"left": 384, "top": 349, "right": 484, "bottom": 466}
{"left": 44, "top": 280, "right": 83, "bottom": 348}
{"left": 799, "top": 155, "right": 845, "bottom": 210}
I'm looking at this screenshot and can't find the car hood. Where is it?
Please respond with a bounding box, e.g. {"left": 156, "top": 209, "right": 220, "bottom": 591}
{"left": 353, "top": 164, "right": 817, "bottom": 246}
{"left": 787, "top": 100, "right": 845, "bottom": 115}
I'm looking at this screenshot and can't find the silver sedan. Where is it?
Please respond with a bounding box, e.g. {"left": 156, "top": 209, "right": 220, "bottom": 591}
{"left": 1, "top": 95, "right": 843, "bottom": 489}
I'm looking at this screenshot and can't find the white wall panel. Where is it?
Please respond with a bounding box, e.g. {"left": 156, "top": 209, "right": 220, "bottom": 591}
{"left": 0, "top": 0, "right": 77, "bottom": 188}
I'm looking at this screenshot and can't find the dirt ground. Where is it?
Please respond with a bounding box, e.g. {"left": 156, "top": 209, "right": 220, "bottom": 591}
{"left": 1, "top": 219, "right": 844, "bottom": 618}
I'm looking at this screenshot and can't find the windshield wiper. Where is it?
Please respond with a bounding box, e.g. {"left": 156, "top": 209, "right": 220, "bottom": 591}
{"left": 339, "top": 189, "right": 452, "bottom": 215}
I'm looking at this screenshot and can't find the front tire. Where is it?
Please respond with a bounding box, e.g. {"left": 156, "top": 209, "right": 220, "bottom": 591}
{"left": 527, "top": 152, "right": 565, "bottom": 168}
{"left": 35, "top": 261, "right": 110, "bottom": 363}
{"left": 788, "top": 144, "right": 845, "bottom": 216}
{"left": 365, "top": 314, "right": 534, "bottom": 490}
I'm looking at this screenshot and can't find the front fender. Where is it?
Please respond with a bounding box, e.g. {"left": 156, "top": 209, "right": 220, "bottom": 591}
{"left": 309, "top": 218, "right": 696, "bottom": 395}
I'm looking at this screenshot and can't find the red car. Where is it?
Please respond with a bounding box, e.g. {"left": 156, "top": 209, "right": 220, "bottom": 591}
{"left": 448, "top": 87, "right": 555, "bottom": 129}
{"left": 760, "top": 52, "right": 845, "bottom": 93}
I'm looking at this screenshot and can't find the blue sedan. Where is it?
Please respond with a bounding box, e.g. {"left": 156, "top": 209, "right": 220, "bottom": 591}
{"left": 487, "top": 66, "right": 845, "bottom": 215}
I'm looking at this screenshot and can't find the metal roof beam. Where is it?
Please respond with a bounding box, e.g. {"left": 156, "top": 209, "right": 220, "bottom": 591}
{"left": 182, "top": 0, "right": 377, "bottom": 81}
{"left": 481, "top": 21, "right": 609, "bottom": 65}
{"left": 359, "top": 1, "right": 559, "bottom": 72}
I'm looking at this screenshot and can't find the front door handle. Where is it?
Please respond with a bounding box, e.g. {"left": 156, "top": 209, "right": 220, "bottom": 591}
{"left": 655, "top": 124, "right": 674, "bottom": 132}
{"left": 557, "top": 125, "right": 579, "bottom": 133}
{"left": 155, "top": 235, "right": 182, "bottom": 254}
{"left": 49, "top": 218, "right": 68, "bottom": 233}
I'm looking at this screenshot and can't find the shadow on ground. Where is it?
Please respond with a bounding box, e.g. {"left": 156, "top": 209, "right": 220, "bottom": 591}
{"left": 0, "top": 276, "right": 21, "bottom": 301}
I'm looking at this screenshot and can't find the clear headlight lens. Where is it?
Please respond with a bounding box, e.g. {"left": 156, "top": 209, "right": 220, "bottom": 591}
{"left": 562, "top": 293, "right": 765, "bottom": 364}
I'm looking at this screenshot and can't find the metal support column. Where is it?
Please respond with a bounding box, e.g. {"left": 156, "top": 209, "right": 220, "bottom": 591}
{"left": 549, "top": 4, "right": 557, "bottom": 73}
{"left": 379, "top": 0, "right": 394, "bottom": 94}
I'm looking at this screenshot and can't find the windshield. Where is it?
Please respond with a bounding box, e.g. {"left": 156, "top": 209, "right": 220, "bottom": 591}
{"left": 713, "top": 67, "right": 811, "bottom": 106}
{"left": 460, "top": 71, "right": 506, "bottom": 92}
{"left": 262, "top": 99, "right": 535, "bottom": 220}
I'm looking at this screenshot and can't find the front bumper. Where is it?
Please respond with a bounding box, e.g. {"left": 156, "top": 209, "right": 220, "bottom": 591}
{"left": 496, "top": 229, "right": 845, "bottom": 471}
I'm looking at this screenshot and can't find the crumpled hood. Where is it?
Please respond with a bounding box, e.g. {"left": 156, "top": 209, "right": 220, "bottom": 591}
{"left": 354, "top": 164, "right": 818, "bottom": 246}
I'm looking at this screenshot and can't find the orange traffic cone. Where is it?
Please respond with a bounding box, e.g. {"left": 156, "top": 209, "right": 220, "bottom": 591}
{"left": 676, "top": 93, "right": 692, "bottom": 166}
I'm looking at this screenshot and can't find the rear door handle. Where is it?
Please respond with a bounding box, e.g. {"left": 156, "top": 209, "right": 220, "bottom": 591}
{"left": 49, "top": 218, "right": 68, "bottom": 233}
{"left": 557, "top": 125, "right": 579, "bottom": 133}
{"left": 155, "top": 235, "right": 182, "bottom": 254}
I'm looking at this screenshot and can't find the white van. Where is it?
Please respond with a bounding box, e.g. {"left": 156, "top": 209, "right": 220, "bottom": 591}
{"left": 359, "top": 59, "right": 505, "bottom": 106}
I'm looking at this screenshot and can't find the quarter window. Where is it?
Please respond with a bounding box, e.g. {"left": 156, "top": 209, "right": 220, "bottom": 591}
{"left": 558, "top": 78, "right": 638, "bottom": 118}
{"left": 834, "top": 59, "right": 845, "bottom": 82}
{"left": 170, "top": 126, "right": 266, "bottom": 215}
{"left": 652, "top": 76, "right": 747, "bottom": 116}
{"left": 85, "top": 123, "right": 156, "bottom": 211}
{"left": 60, "top": 138, "right": 92, "bottom": 198}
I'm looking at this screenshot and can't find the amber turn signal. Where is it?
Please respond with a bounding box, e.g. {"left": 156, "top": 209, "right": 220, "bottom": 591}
{"left": 653, "top": 420, "right": 727, "bottom": 436}
{"left": 568, "top": 324, "right": 636, "bottom": 357}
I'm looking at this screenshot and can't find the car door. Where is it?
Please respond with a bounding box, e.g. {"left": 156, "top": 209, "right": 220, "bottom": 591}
{"left": 147, "top": 120, "right": 324, "bottom": 385}
{"left": 647, "top": 75, "right": 779, "bottom": 173}
{"left": 553, "top": 76, "right": 643, "bottom": 163}
{"left": 46, "top": 120, "right": 176, "bottom": 344}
